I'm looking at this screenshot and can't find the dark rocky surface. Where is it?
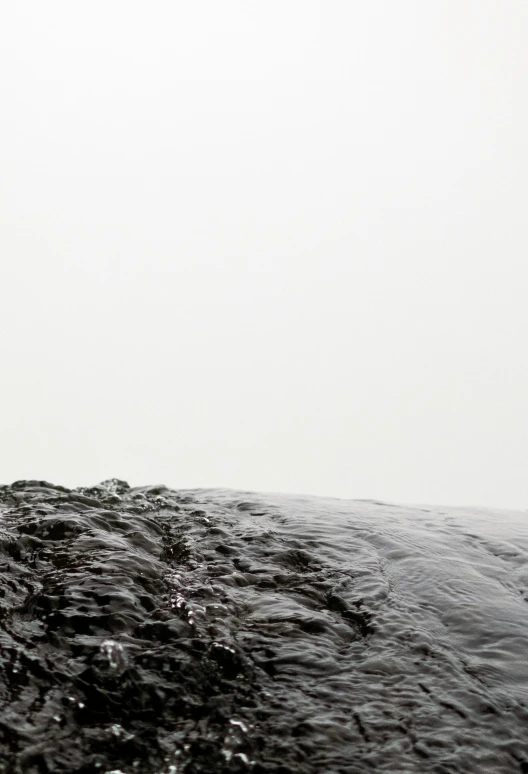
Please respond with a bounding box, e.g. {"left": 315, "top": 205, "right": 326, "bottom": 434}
{"left": 0, "top": 480, "right": 527, "bottom": 773}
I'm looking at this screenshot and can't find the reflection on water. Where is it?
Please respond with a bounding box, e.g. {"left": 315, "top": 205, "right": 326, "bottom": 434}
{"left": 0, "top": 480, "right": 527, "bottom": 772}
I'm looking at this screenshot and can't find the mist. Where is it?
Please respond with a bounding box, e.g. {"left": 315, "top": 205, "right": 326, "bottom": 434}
{"left": 1, "top": 1, "right": 527, "bottom": 508}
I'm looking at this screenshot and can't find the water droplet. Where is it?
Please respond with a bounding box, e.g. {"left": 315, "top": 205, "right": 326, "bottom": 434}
{"left": 100, "top": 639, "right": 126, "bottom": 671}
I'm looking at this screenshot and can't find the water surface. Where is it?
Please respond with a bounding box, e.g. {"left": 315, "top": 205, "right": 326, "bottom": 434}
{"left": 1, "top": 480, "right": 527, "bottom": 773}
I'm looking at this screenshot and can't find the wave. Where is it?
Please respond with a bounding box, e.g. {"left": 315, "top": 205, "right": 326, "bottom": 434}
{"left": 0, "top": 480, "right": 527, "bottom": 773}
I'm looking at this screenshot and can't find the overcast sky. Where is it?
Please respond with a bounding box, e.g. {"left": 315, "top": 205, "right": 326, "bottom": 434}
{"left": 1, "top": 1, "right": 527, "bottom": 509}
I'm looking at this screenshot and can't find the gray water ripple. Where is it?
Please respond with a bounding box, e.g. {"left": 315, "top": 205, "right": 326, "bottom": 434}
{"left": 0, "top": 481, "right": 527, "bottom": 772}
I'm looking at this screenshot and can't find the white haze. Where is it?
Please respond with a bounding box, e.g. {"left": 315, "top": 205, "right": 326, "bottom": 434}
{"left": 1, "top": 1, "right": 527, "bottom": 509}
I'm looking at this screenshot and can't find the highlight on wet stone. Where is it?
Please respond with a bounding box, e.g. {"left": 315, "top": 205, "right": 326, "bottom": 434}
{"left": 0, "top": 479, "right": 528, "bottom": 773}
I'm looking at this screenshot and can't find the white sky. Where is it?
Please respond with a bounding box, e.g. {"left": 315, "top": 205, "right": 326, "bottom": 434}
{"left": 1, "top": 1, "right": 527, "bottom": 509}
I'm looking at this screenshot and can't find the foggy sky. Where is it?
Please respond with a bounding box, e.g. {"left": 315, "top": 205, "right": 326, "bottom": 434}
{"left": 1, "top": 1, "right": 527, "bottom": 509}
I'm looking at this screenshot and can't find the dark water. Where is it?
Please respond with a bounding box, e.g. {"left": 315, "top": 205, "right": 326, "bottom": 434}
{"left": 1, "top": 480, "right": 528, "bottom": 773}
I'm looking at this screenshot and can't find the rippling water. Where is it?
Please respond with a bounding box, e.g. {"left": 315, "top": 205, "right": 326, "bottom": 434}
{"left": 0, "top": 480, "right": 527, "bottom": 773}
